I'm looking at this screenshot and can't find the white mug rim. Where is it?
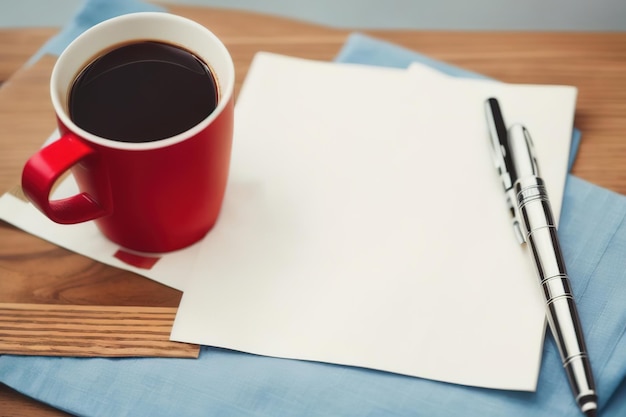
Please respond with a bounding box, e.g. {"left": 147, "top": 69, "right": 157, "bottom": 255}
{"left": 50, "top": 12, "right": 235, "bottom": 151}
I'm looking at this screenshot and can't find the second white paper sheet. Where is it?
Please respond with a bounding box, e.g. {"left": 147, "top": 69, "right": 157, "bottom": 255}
{"left": 171, "top": 53, "right": 577, "bottom": 391}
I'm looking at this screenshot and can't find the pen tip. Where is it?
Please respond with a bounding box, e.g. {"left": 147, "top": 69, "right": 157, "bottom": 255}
{"left": 584, "top": 407, "right": 597, "bottom": 417}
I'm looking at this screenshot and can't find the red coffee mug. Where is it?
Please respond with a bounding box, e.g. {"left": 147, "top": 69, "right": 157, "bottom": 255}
{"left": 21, "top": 12, "right": 235, "bottom": 253}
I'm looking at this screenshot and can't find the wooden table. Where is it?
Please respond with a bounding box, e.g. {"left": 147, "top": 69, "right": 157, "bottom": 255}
{"left": 1, "top": 5, "right": 625, "bottom": 416}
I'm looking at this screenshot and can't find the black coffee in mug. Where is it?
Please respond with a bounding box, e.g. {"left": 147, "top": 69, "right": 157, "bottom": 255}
{"left": 69, "top": 41, "right": 218, "bottom": 143}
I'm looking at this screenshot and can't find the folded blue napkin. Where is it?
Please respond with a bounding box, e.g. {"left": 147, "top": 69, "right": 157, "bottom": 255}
{"left": 2, "top": 2, "right": 624, "bottom": 416}
{"left": 28, "top": 0, "right": 164, "bottom": 64}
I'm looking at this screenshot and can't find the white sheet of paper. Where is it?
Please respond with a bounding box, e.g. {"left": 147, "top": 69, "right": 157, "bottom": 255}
{"left": 171, "top": 52, "right": 577, "bottom": 390}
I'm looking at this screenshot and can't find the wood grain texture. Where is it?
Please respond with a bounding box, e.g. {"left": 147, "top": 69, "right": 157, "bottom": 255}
{"left": 0, "top": 384, "right": 71, "bottom": 417}
{"left": 0, "top": 303, "right": 199, "bottom": 357}
{"left": 0, "top": 4, "right": 625, "bottom": 416}
{"left": 0, "top": 27, "right": 55, "bottom": 84}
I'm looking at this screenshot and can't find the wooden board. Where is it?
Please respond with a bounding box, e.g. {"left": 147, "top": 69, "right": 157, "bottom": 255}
{"left": 0, "top": 303, "right": 199, "bottom": 358}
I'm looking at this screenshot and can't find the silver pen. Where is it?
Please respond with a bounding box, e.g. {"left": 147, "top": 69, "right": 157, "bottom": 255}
{"left": 485, "top": 98, "right": 598, "bottom": 417}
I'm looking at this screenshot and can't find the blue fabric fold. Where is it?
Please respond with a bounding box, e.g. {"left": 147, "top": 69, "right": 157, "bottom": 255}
{"left": 1, "top": 2, "right": 624, "bottom": 416}
{"left": 28, "top": 0, "right": 164, "bottom": 64}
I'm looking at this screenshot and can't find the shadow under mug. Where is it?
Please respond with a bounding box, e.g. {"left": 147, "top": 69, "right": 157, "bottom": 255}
{"left": 21, "top": 12, "right": 235, "bottom": 253}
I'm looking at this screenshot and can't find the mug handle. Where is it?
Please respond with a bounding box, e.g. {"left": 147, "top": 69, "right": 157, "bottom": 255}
{"left": 21, "top": 133, "right": 110, "bottom": 224}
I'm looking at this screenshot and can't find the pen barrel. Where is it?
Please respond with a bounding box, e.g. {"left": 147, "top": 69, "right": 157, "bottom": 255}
{"left": 515, "top": 177, "right": 597, "bottom": 410}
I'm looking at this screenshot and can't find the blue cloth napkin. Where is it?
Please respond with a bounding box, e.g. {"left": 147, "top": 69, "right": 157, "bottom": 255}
{"left": 28, "top": 0, "right": 164, "bottom": 64}
{"left": 2, "top": 2, "right": 625, "bottom": 416}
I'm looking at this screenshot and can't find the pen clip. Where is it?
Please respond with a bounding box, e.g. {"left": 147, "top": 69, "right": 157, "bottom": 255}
{"left": 485, "top": 98, "right": 525, "bottom": 244}
{"left": 508, "top": 124, "right": 540, "bottom": 180}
